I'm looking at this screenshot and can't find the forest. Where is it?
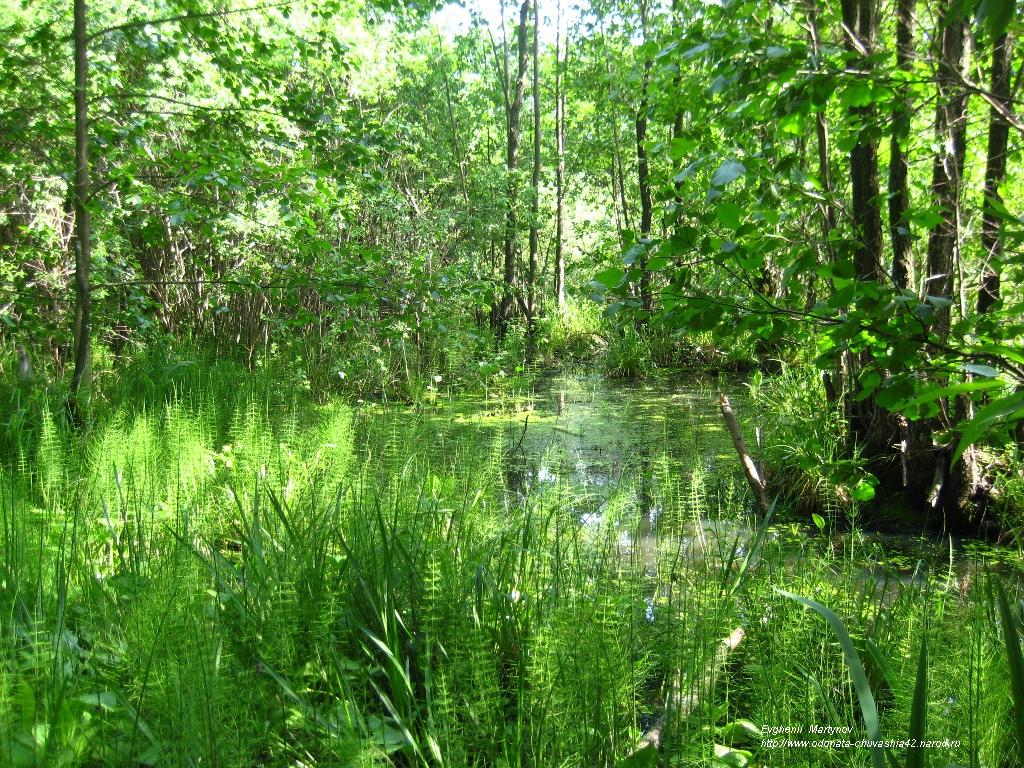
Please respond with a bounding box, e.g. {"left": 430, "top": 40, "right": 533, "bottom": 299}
{"left": 2, "top": 0, "right": 1024, "bottom": 764}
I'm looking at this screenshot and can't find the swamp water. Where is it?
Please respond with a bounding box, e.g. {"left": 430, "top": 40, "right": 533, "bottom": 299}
{"left": 364, "top": 373, "right": 1014, "bottom": 586}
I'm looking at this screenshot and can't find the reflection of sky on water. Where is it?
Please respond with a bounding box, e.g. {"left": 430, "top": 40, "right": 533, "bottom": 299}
{"left": 497, "top": 373, "right": 744, "bottom": 527}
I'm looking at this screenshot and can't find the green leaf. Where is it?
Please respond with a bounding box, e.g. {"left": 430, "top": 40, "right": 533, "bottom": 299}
{"left": 952, "top": 389, "right": 1024, "bottom": 464}
{"left": 894, "top": 379, "right": 1004, "bottom": 411}
{"left": 851, "top": 479, "right": 876, "bottom": 502}
{"left": 994, "top": 577, "right": 1024, "bottom": 758}
{"left": 811, "top": 513, "right": 825, "bottom": 531}
{"left": 779, "top": 113, "right": 804, "bottom": 136}
{"left": 712, "top": 743, "right": 752, "bottom": 767}
{"left": 839, "top": 82, "right": 873, "bottom": 108}
{"left": 76, "top": 691, "right": 119, "bottom": 710}
{"left": 962, "top": 364, "right": 1001, "bottom": 378}
{"left": 594, "top": 268, "right": 626, "bottom": 288}
{"left": 682, "top": 42, "right": 710, "bottom": 59}
{"left": 616, "top": 744, "right": 659, "bottom": 768}
{"left": 711, "top": 160, "right": 746, "bottom": 187}
{"left": 976, "top": 0, "right": 1016, "bottom": 38}
{"left": 718, "top": 718, "right": 762, "bottom": 745}
{"left": 716, "top": 202, "right": 743, "bottom": 230}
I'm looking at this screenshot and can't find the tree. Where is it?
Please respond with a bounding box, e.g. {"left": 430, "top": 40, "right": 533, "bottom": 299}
{"left": 527, "top": 0, "right": 541, "bottom": 351}
{"left": 889, "top": 0, "right": 915, "bottom": 291}
{"left": 634, "top": 0, "right": 653, "bottom": 314}
{"left": 553, "top": 0, "right": 566, "bottom": 309}
{"left": 495, "top": 0, "right": 532, "bottom": 339}
{"left": 70, "top": 0, "right": 91, "bottom": 421}
{"left": 978, "top": 29, "right": 1013, "bottom": 314}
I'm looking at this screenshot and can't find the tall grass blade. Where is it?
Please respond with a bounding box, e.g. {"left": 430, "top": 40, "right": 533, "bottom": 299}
{"left": 994, "top": 578, "right": 1024, "bottom": 760}
{"left": 775, "top": 588, "right": 884, "bottom": 768}
{"left": 904, "top": 634, "right": 928, "bottom": 768}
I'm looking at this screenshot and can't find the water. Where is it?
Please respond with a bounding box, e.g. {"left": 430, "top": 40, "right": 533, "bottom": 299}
{"left": 356, "top": 373, "right": 1021, "bottom": 584}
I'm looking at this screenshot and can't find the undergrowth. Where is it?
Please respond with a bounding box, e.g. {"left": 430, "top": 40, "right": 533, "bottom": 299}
{"left": 0, "top": 362, "right": 1020, "bottom": 767}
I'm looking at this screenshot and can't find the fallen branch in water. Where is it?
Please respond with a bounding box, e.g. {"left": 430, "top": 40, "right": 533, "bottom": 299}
{"left": 719, "top": 392, "right": 771, "bottom": 517}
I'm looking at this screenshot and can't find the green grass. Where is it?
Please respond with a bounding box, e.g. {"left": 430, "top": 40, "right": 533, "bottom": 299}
{"left": 0, "top": 361, "right": 1020, "bottom": 767}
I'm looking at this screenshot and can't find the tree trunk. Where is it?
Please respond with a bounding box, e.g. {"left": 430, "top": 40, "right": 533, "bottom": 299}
{"left": 926, "top": 4, "right": 973, "bottom": 517}
{"left": 553, "top": 0, "right": 566, "bottom": 309}
{"left": 70, "top": 0, "right": 91, "bottom": 423}
{"left": 888, "top": 0, "right": 915, "bottom": 291}
{"left": 978, "top": 32, "right": 1012, "bottom": 314}
{"left": 878, "top": 0, "right": 932, "bottom": 504}
{"left": 635, "top": 0, "right": 653, "bottom": 315}
{"left": 440, "top": 42, "right": 470, "bottom": 206}
{"left": 926, "top": 7, "right": 969, "bottom": 342}
{"left": 597, "top": 12, "right": 631, "bottom": 236}
{"left": 527, "top": 0, "right": 541, "bottom": 330}
{"left": 840, "top": 0, "right": 901, "bottom": 491}
{"left": 805, "top": 0, "right": 837, "bottom": 260}
{"left": 495, "top": 0, "right": 532, "bottom": 340}
{"left": 841, "top": 0, "right": 884, "bottom": 283}
{"left": 671, "top": 0, "right": 684, "bottom": 142}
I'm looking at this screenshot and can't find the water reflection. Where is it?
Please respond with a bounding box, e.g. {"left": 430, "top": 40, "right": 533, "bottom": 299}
{"left": 367, "top": 373, "right": 1022, "bottom": 584}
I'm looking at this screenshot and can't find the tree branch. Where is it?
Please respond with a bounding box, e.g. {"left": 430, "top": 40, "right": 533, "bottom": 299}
{"left": 85, "top": 0, "right": 298, "bottom": 43}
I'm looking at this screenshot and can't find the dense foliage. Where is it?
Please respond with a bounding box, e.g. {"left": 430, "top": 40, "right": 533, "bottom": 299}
{"left": 2, "top": 0, "right": 1024, "bottom": 765}
{"left": 4, "top": 0, "right": 1024, "bottom": 526}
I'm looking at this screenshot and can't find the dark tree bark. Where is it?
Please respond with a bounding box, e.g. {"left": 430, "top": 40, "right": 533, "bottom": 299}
{"left": 889, "top": 0, "right": 915, "bottom": 291}
{"left": 70, "top": 0, "right": 91, "bottom": 422}
{"left": 926, "top": 7, "right": 969, "bottom": 342}
{"left": 926, "top": 4, "right": 974, "bottom": 517}
{"left": 840, "top": 0, "right": 906, "bottom": 495}
{"left": 635, "top": 0, "right": 653, "bottom": 314}
{"left": 597, "top": 11, "right": 631, "bottom": 237}
{"left": 495, "top": 0, "right": 532, "bottom": 340}
{"left": 670, "top": 0, "right": 684, "bottom": 140}
{"left": 978, "top": 32, "right": 1013, "bottom": 314}
{"left": 841, "top": 0, "right": 884, "bottom": 283}
{"left": 880, "top": 0, "right": 933, "bottom": 503}
{"left": 805, "top": 0, "right": 837, "bottom": 258}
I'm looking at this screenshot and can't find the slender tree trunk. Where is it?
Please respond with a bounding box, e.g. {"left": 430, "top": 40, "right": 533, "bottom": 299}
{"left": 926, "top": 7, "right": 969, "bottom": 342}
{"left": 496, "top": 0, "right": 532, "bottom": 340}
{"left": 440, "top": 40, "right": 470, "bottom": 206}
{"left": 882, "top": 0, "right": 932, "bottom": 502}
{"left": 671, "top": 0, "right": 684, "bottom": 142}
{"left": 841, "top": 0, "right": 884, "bottom": 283}
{"left": 889, "top": 0, "right": 915, "bottom": 291}
{"left": 927, "top": 5, "right": 973, "bottom": 515}
{"left": 978, "top": 32, "right": 1013, "bottom": 314}
{"left": 70, "top": 0, "right": 91, "bottom": 422}
{"left": 553, "top": 0, "right": 566, "bottom": 309}
{"left": 527, "top": 0, "right": 541, "bottom": 324}
{"left": 803, "top": 0, "right": 836, "bottom": 321}
{"left": 597, "top": 13, "right": 631, "bottom": 235}
{"left": 614, "top": 125, "right": 631, "bottom": 232}
{"left": 635, "top": 0, "right": 653, "bottom": 315}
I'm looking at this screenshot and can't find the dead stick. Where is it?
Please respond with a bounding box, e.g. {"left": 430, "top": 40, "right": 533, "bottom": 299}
{"left": 631, "top": 626, "right": 746, "bottom": 754}
{"left": 719, "top": 392, "right": 771, "bottom": 517}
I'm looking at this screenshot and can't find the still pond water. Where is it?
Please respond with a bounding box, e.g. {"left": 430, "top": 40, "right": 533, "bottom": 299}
{"left": 359, "top": 373, "right": 1020, "bottom": 584}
